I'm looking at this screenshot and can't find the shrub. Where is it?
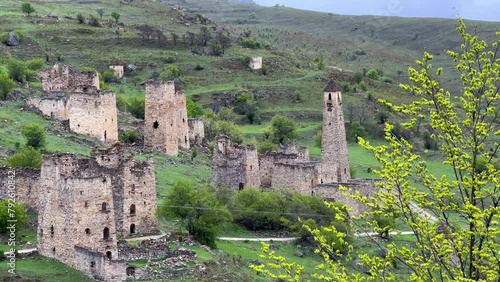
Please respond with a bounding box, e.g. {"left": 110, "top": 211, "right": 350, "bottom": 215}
{"left": 0, "top": 74, "right": 16, "bottom": 101}
{"left": 358, "top": 81, "right": 368, "bottom": 91}
{"left": 5, "top": 147, "right": 42, "bottom": 168}
{"left": 194, "top": 64, "right": 204, "bottom": 71}
{"left": 127, "top": 98, "right": 145, "bottom": 119}
{"left": 21, "top": 2, "right": 35, "bottom": 16}
{"left": 101, "top": 69, "right": 118, "bottom": 83}
{"left": 120, "top": 130, "right": 140, "bottom": 144}
{"left": 346, "top": 122, "right": 367, "bottom": 143}
{"left": 340, "top": 81, "right": 350, "bottom": 93}
{"left": 365, "top": 68, "right": 380, "bottom": 80}
{"left": 116, "top": 95, "right": 127, "bottom": 111}
{"left": 88, "top": 15, "right": 100, "bottom": 27}
{"left": 160, "top": 65, "right": 180, "bottom": 80}
{"left": 76, "top": 13, "right": 85, "bottom": 24}
{"left": 21, "top": 123, "right": 46, "bottom": 149}
{"left": 0, "top": 200, "right": 28, "bottom": 233}
{"left": 0, "top": 33, "right": 9, "bottom": 45}
{"left": 241, "top": 38, "right": 261, "bottom": 49}
{"left": 187, "top": 97, "right": 204, "bottom": 118}
{"left": 314, "top": 131, "right": 322, "bottom": 148}
{"left": 354, "top": 49, "right": 366, "bottom": 55}
{"left": 382, "top": 76, "right": 393, "bottom": 83}
{"left": 257, "top": 141, "right": 278, "bottom": 155}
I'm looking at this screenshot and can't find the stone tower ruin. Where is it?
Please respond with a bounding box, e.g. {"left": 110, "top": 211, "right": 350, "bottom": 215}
{"left": 37, "top": 144, "right": 158, "bottom": 280}
{"left": 30, "top": 64, "right": 118, "bottom": 144}
{"left": 144, "top": 80, "right": 189, "bottom": 156}
{"left": 212, "top": 136, "right": 261, "bottom": 190}
{"left": 318, "top": 79, "right": 350, "bottom": 183}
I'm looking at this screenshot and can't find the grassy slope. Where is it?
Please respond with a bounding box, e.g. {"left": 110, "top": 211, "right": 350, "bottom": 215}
{"left": 0, "top": 0, "right": 490, "bottom": 280}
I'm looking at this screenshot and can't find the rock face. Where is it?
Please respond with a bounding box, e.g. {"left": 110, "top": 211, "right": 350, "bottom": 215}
{"left": 6, "top": 32, "right": 19, "bottom": 46}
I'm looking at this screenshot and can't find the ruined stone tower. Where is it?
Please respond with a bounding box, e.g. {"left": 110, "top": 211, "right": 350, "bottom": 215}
{"left": 212, "top": 136, "right": 261, "bottom": 190}
{"left": 144, "top": 80, "right": 189, "bottom": 156}
{"left": 318, "top": 78, "right": 350, "bottom": 183}
{"left": 37, "top": 144, "right": 158, "bottom": 281}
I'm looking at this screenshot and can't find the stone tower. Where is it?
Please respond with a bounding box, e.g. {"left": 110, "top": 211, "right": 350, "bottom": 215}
{"left": 144, "top": 80, "right": 189, "bottom": 156}
{"left": 319, "top": 78, "right": 350, "bottom": 183}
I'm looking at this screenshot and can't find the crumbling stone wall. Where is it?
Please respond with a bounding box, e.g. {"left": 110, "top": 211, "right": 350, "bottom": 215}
{"left": 144, "top": 80, "right": 190, "bottom": 156}
{"left": 249, "top": 57, "right": 262, "bottom": 70}
{"left": 117, "top": 238, "right": 170, "bottom": 261}
{"left": 31, "top": 65, "right": 118, "bottom": 144}
{"left": 0, "top": 167, "right": 40, "bottom": 212}
{"left": 39, "top": 63, "right": 100, "bottom": 92}
{"left": 212, "top": 136, "right": 260, "bottom": 190}
{"left": 313, "top": 179, "right": 379, "bottom": 217}
{"left": 74, "top": 246, "right": 127, "bottom": 282}
{"left": 27, "top": 92, "right": 71, "bottom": 120}
{"left": 109, "top": 65, "right": 124, "bottom": 78}
{"left": 271, "top": 163, "right": 316, "bottom": 194}
{"left": 37, "top": 144, "right": 159, "bottom": 278}
{"left": 188, "top": 118, "right": 205, "bottom": 146}
{"left": 69, "top": 88, "right": 118, "bottom": 143}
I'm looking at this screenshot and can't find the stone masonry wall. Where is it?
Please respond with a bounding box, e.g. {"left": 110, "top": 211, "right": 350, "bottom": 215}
{"left": 37, "top": 155, "right": 119, "bottom": 268}
{"left": 249, "top": 57, "right": 262, "bottom": 70}
{"left": 74, "top": 246, "right": 127, "bottom": 282}
{"left": 188, "top": 118, "right": 205, "bottom": 146}
{"left": 117, "top": 238, "right": 170, "bottom": 261}
{"left": 313, "top": 179, "right": 379, "bottom": 217}
{"left": 144, "top": 80, "right": 179, "bottom": 156}
{"left": 212, "top": 136, "right": 260, "bottom": 190}
{"left": 270, "top": 163, "right": 316, "bottom": 195}
{"left": 0, "top": 168, "right": 40, "bottom": 212}
{"left": 122, "top": 159, "right": 159, "bottom": 237}
{"left": 69, "top": 89, "right": 118, "bottom": 143}
{"left": 27, "top": 92, "right": 71, "bottom": 120}
{"left": 40, "top": 64, "right": 100, "bottom": 92}
{"left": 109, "top": 65, "right": 124, "bottom": 78}
{"left": 175, "top": 91, "right": 190, "bottom": 149}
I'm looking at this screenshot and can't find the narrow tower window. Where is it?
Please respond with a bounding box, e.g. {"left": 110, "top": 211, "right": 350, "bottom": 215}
{"left": 103, "top": 227, "right": 110, "bottom": 240}
{"left": 130, "top": 204, "right": 136, "bottom": 216}
{"left": 153, "top": 121, "right": 159, "bottom": 129}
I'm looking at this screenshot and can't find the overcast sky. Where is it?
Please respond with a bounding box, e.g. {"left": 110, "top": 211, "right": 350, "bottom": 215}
{"left": 255, "top": 0, "right": 500, "bottom": 22}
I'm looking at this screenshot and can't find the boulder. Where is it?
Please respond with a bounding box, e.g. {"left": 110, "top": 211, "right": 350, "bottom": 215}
{"left": 352, "top": 258, "right": 370, "bottom": 274}
{"left": 294, "top": 251, "right": 304, "bottom": 258}
{"left": 269, "top": 244, "right": 279, "bottom": 251}
{"left": 6, "top": 32, "right": 19, "bottom": 46}
{"left": 47, "top": 12, "right": 58, "bottom": 18}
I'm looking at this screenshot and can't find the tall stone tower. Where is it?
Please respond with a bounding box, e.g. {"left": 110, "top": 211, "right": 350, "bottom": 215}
{"left": 144, "top": 80, "right": 189, "bottom": 156}
{"left": 319, "top": 78, "right": 350, "bottom": 183}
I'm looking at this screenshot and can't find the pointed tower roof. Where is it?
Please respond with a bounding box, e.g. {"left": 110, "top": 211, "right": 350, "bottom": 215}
{"left": 324, "top": 78, "right": 341, "bottom": 92}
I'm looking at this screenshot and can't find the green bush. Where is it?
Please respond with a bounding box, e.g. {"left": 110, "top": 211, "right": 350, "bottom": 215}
{"left": 21, "top": 123, "right": 46, "bottom": 149}
{"left": 382, "top": 77, "right": 393, "bottom": 83}
{"left": 0, "top": 74, "right": 16, "bottom": 100}
{"left": 21, "top": 2, "right": 35, "bottom": 15}
{"left": 0, "top": 33, "right": 8, "bottom": 45}
{"left": 0, "top": 200, "right": 29, "bottom": 233}
{"left": 76, "top": 13, "right": 85, "bottom": 24}
{"left": 270, "top": 115, "right": 299, "bottom": 144}
{"left": 257, "top": 141, "right": 278, "bottom": 155}
{"left": 187, "top": 97, "right": 204, "bottom": 118}
{"left": 88, "top": 15, "right": 100, "bottom": 27}
{"left": 160, "top": 65, "right": 180, "bottom": 80}
{"left": 127, "top": 98, "right": 145, "bottom": 119}
{"left": 241, "top": 38, "right": 261, "bottom": 49}
{"left": 101, "top": 69, "right": 118, "bottom": 83}
{"left": 365, "top": 68, "right": 380, "bottom": 80}
{"left": 346, "top": 122, "right": 367, "bottom": 143}
{"left": 5, "top": 147, "right": 42, "bottom": 168}
{"left": 314, "top": 131, "right": 322, "bottom": 148}
{"left": 116, "top": 95, "right": 127, "bottom": 111}
{"left": 120, "top": 130, "right": 140, "bottom": 144}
